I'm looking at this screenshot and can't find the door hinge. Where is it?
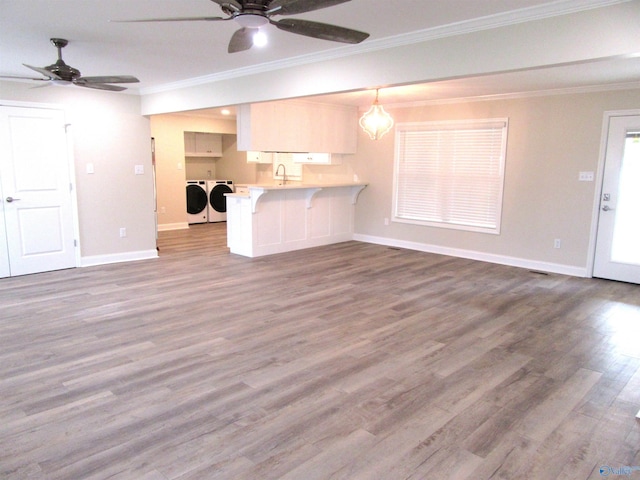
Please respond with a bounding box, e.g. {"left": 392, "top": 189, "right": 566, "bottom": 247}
{"left": 69, "top": 183, "right": 73, "bottom": 192}
{"left": 64, "top": 123, "right": 71, "bottom": 133}
{"left": 74, "top": 239, "right": 77, "bottom": 247}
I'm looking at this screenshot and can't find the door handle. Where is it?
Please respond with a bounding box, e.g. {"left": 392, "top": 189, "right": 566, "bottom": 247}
{"left": 602, "top": 205, "right": 614, "bottom": 212}
{"left": 5, "top": 196, "right": 21, "bottom": 203}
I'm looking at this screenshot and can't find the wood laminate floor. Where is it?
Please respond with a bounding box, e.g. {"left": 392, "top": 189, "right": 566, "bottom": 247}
{"left": 1, "top": 223, "right": 639, "bottom": 480}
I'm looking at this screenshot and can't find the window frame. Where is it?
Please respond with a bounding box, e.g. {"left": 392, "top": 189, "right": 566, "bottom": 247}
{"left": 392, "top": 118, "right": 509, "bottom": 235}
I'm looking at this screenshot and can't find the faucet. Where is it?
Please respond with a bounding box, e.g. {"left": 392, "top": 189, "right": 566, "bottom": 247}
{"left": 275, "top": 163, "right": 287, "bottom": 185}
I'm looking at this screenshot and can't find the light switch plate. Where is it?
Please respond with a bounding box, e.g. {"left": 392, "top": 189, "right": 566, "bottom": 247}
{"left": 86, "top": 163, "right": 94, "bottom": 174}
{"left": 134, "top": 165, "right": 144, "bottom": 175}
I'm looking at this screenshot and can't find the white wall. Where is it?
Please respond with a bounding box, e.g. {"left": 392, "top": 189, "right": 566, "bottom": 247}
{"left": 0, "top": 81, "right": 156, "bottom": 264}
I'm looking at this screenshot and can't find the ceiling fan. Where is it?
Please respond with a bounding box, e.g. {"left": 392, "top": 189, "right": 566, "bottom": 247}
{"left": 0, "top": 38, "right": 140, "bottom": 91}
{"left": 114, "top": 0, "right": 370, "bottom": 53}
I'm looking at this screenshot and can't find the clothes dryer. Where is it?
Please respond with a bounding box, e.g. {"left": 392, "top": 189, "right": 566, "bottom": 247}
{"left": 207, "top": 180, "right": 234, "bottom": 222}
{"left": 186, "top": 180, "right": 208, "bottom": 224}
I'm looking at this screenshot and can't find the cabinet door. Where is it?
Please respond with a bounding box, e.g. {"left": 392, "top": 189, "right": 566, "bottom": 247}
{"left": 237, "top": 101, "right": 358, "bottom": 153}
{"left": 185, "top": 132, "right": 222, "bottom": 157}
{"left": 184, "top": 132, "right": 196, "bottom": 154}
{"left": 238, "top": 103, "right": 278, "bottom": 152}
{"left": 195, "top": 133, "right": 222, "bottom": 156}
{"left": 246, "top": 151, "right": 273, "bottom": 164}
{"left": 292, "top": 153, "right": 341, "bottom": 165}
{"left": 275, "top": 102, "right": 312, "bottom": 152}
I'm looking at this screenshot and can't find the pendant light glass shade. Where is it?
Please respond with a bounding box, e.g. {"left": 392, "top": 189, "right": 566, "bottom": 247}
{"left": 359, "top": 89, "right": 394, "bottom": 140}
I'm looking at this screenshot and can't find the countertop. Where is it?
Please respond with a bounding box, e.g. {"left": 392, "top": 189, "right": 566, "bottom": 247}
{"left": 228, "top": 182, "right": 367, "bottom": 196}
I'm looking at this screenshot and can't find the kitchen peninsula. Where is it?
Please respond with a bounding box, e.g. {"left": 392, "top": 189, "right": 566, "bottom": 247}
{"left": 226, "top": 183, "right": 367, "bottom": 258}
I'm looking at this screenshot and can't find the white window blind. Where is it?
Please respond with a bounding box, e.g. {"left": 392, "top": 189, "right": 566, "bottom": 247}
{"left": 393, "top": 119, "right": 508, "bottom": 234}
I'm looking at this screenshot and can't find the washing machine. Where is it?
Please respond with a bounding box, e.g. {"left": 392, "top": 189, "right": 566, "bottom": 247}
{"left": 207, "top": 180, "right": 234, "bottom": 222}
{"left": 186, "top": 180, "right": 209, "bottom": 224}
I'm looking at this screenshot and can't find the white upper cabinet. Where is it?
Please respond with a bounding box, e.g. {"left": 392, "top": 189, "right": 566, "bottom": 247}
{"left": 184, "top": 132, "right": 222, "bottom": 157}
{"left": 292, "top": 153, "right": 341, "bottom": 165}
{"left": 237, "top": 100, "right": 358, "bottom": 154}
{"left": 246, "top": 151, "right": 274, "bottom": 164}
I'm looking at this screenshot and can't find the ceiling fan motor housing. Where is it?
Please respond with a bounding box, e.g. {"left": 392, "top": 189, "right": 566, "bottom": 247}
{"left": 46, "top": 60, "right": 81, "bottom": 82}
{"left": 48, "top": 38, "right": 80, "bottom": 81}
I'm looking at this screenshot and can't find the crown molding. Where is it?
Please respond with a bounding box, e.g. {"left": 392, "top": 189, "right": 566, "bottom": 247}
{"left": 379, "top": 81, "right": 640, "bottom": 110}
{"left": 140, "top": 0, "right": 631, "bottom": 96}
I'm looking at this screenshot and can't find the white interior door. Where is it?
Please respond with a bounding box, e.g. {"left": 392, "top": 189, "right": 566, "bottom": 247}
{"left": 0, "top": 105, "right": 76, "bottom": 277}
{"left": 593, "top": 114, "right": 640, "bottom": 284}
{"left": 0, "top": 195, "right": 9, "bottom": 278}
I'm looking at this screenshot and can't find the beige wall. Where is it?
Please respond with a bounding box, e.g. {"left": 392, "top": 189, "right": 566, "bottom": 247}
{"left": 349, "top": 88, "right": 640, "bottom": 274}
{"left": 0, "top": 81, "right": 156, "bottom": 262}
{"left": 149, "top": 87, "right": 640, "bottom": 275}
{"left": 3, "top": 79, "right": 637, "bottom": 274}
{"left": 216, "top": 135, "right": 256, "bottom": 185}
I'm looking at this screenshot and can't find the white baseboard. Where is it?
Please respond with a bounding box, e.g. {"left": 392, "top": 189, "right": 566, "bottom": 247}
{"left": 157, "top": 222, "right": 189, "bottom": 232}
{"left": 353, "top": 233, "right": 588, "bottom": 277}
{"left": 81, "top": 249, "right": 159, "bottom": 268}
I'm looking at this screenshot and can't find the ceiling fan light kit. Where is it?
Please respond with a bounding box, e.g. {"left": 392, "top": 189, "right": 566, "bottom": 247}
{"left": 113, "top": 0, "right": 369, "bottom": 54}
{"left": 252, "top": 30, "right": 268, "bottom": 47}
{"left": 360, "top": 89, "right": 394, "bottom": 140}
{"left": 234, "top": 13, "right": 269, "bottom": 28}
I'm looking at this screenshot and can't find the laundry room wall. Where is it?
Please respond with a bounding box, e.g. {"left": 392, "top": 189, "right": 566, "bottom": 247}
{"left": 1, "top": 80, "right": 156, "bottom": 265}
{"left": 215, "top": 134, "right": 257, "bottom": 185}
{"left": 150, "top": 113, "right": 237, "bottom": 230}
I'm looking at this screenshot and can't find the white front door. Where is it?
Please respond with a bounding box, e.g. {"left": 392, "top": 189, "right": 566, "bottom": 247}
{"left": 593, "top": 114, "right": 640, "bottom": 284}
{"left": 0, "top": 105, "right": 77, "bottom": 277}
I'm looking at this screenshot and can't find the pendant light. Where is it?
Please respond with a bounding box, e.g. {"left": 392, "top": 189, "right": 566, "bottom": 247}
{"left": 359, "top": 89, "right": 394, "bottom": 140}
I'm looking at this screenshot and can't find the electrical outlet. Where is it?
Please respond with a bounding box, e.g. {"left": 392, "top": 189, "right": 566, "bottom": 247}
{"left": 554, "top": 238, "right": 561, "bottom": 249}
{"left": 119, "top": 227, "right": 127, "bottom": 238}
{"left": 384, "top": 218, "right": 389, "bottom": 226}
{"left": 578, "top": 171, "right": 594, "bottom": 181}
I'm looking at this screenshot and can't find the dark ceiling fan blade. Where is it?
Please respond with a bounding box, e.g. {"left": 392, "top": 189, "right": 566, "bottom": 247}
{"left": 23, "top": 64, "right": 61, "bottom": 80}
{"left": 0, "top": 74, "right": 50, "bottom": 82}
{"left": 75, "top": 82, "right": 127, "bottom": 92}
{"left": 110, "top": 16, "right": 229, "bottom": 23}
{"left": 79, "top": 75, "right": 140, "bottom": 84}
{"left": 268, "top": 0, "right": 351, "bottom": 15}
{"left": 228, "top": 28, "right": 256, "bottom": 53}
{"left": 270, "top": 18, "right": 369, "bottom": 44}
